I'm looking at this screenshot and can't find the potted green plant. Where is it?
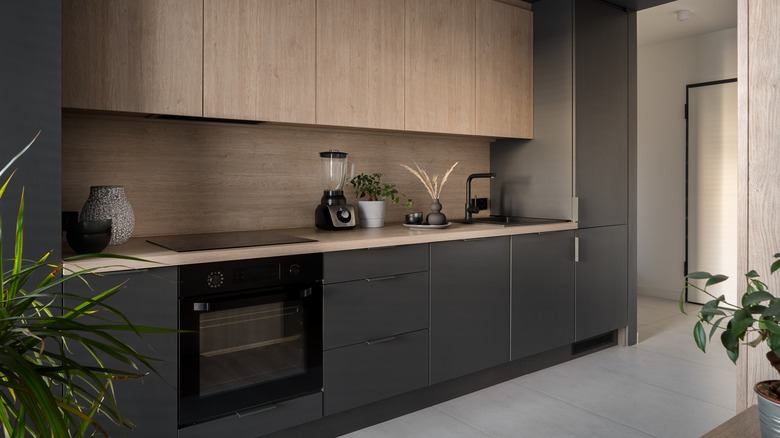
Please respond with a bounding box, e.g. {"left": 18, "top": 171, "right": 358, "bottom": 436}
{"left": 0, "top": 133, "right": 169, "bottom": 437}
{"left": 682, "top": 252, "right": 780, "bottom": 436}
{"left": 349, "top": 172, "right": 412, "bottom": 228}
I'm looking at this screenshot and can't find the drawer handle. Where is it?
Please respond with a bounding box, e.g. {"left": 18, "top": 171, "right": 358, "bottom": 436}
{"left": 236, "top": 403, "right": 277, "bottom": 418}
{"left": 365, "top": 336, "right": 398, "bottom": 346}
{"left": 365, "top": 275, "right": 398, "bottom": 282}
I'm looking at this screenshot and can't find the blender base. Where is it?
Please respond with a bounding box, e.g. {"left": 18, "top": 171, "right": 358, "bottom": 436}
{"left": 315, "top": 204, "right": 356, "bottom": 230}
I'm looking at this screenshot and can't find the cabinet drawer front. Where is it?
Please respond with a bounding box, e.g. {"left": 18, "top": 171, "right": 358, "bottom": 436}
{"left": 324, "top": 244, "right": 428, "bottom": 283}
{"left": 178, "top": 392, "right": 322, "bottom": 438}
{"left": 324, "top": 329, "right": 429, "bottom": 415}
{"left": 324, "top": 271, "right": 428, "bottom": 349}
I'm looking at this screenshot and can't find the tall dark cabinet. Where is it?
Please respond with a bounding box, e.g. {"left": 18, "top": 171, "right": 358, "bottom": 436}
{"left": 0, "top": 2, "right": 61, "bottom": 263}
{"left": 491, "top": 0, "right": 636, "bottom": 346}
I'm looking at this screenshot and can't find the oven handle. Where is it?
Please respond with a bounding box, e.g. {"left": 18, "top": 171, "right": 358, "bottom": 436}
{"left": 236, "top": 403, "right": 277, "bottom": 418}
{"left": 193, "top": 302, "right": 212, "bottom": 312}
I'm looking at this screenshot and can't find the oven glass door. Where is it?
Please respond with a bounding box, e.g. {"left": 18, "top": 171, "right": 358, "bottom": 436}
{"left": 179, "top": 284, "right": 322, "bottom": 426}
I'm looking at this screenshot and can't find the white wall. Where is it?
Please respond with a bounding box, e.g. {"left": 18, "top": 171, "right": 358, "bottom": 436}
{"left": 637, "top": 28, "right": 737, "bottom": 299}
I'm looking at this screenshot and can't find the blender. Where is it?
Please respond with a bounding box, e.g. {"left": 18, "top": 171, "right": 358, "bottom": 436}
{"left": 315, "top": 150, "right": 356, "bottom": 230}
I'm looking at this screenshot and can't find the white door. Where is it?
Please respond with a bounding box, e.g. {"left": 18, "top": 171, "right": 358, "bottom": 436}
{"left": 687, "top": 80, "right": 738, "bottom": 305}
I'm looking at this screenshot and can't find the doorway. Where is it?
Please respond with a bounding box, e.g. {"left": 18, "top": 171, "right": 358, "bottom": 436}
{"left": 685, "top": 79, "right": 738, "bottom": 305}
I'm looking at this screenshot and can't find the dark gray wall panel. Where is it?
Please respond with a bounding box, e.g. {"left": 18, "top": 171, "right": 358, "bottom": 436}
{"left": 574, "top": 0, "right": 629, "bottom": 227}
{"left": 0, "top": 2, "right": 61, "bottom": 263}
{"left": 491, "top": 0, "right": 574, "bottom": 220}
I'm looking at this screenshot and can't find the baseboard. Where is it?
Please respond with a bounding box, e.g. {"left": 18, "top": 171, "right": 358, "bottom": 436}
{"left": 637, "top": 286, "right": 678, "bottom": 301}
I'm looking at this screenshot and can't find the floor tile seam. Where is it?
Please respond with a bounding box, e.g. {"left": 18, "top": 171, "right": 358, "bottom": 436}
{"left": 642, "top": 313, "right": 700, "bottom": 329}
{"left": 632, "top": 342, "right": 738, "bottom": 375}
{"left": 567, "top": 348, "right": 737, "bottom": 411}
{"left": 506, "top": 380, "right": 660, "bottom": 438}
{"left": 430, "top": 406, "right": 498, "bottom": 438}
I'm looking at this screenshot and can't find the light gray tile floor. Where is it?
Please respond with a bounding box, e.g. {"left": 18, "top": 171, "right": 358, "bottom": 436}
{"left": 341, "top": 295, "right": 736, "bottom": 438}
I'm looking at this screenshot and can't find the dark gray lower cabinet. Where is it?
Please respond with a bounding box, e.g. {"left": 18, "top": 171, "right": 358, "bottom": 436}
{"left": 65, "top": 267, "right": 178, "bottom": 438}
{"left": 324, "top": 330, "right": 429, "bottom": 415}
{"left": 323, "top": 245, "right": 430, "bottom": 415}
{"left": 178, "top": 392, "right": 322, "bottom": 438}
{"left": 512, "top": 231, "right": 575, "bottom": 360}
{"left": 575, "top": 225, "right": 628, "bottom": 341}
{"left": 430, "top": 237, "right": 510, "bottom": 384}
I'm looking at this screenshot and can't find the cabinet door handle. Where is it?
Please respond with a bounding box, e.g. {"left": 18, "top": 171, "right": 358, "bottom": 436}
{"left": 236, "top": 403, "right": 277, "bottom": 418}
{"left": 574, "top": 237, "right": 580, "bottom": 262}
{"left": 365, "top": 275, "right": 398, "bottom": 282}
{"left": 365, "top": 336, "right": 397, "bottom": 346}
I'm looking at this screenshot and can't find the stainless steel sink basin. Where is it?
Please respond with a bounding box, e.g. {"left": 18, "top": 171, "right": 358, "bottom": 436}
{"left": 459, "top": 216, "right": 569, "bottom": 227}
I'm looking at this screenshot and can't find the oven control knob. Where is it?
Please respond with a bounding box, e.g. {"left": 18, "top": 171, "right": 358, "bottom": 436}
{"left": 206, "top": 271, "right": 224, "bottom": 288}
{"left": 289, "top": 264, "right": 301, "bottom": 276}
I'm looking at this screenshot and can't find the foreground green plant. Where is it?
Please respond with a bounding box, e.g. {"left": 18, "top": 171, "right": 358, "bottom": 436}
{"left": 0, "top": 132, "right": 168, "bottom": 437}
{"left": 681, "top": 253, "right": 780, "bottom": 364}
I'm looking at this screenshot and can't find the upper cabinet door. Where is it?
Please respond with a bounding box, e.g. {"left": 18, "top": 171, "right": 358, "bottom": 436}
{"left": 405, "top": 0, "right": 476, "bottom": 135}
{"left": 204, "top": 0, "right": 316, "bottom": 123}
{"left": 62, "top": 0, "right": 203, "bottom": 116}
{"left": 317, "top": 0, "right": 404, "bottom": 130}
{"left": 476, "top": 0, "right": 533, "bottom": 138}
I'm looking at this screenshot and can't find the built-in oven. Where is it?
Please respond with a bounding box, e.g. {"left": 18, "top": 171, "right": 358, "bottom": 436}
{"left": 178, "top": 253, "right": 323, "bottom": 427}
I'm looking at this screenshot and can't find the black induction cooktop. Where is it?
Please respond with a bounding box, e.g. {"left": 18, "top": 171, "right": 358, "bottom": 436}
{"left": 146, "top": 230, "right": 316, "bottom": 252}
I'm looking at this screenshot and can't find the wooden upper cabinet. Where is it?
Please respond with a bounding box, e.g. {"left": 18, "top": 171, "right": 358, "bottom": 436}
{"left": 405, "top": 0, "right": 476, "bottom": 135}
{"left": 62, "top": 0, "right": 203, "bottom": 116}
{"left": 476, "top": 0, "right": 533, "bottom": 138}
{"left": 204, "top": 0, "right": 316, "bottom": 123}
{"left": 316, "top": 0, "right": 404, "bottom": 130}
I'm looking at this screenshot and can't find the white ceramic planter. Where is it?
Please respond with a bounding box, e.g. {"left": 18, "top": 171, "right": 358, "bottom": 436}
{"left": 358, "top": 200, "right": 386, "bottom": 228}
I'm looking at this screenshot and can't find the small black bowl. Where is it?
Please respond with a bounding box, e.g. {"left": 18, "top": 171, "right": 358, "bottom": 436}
{"left": 66, "top": 219, "right": 112, "bottom": 254}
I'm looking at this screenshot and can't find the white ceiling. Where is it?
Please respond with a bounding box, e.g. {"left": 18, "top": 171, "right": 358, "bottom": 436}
{"left": 637, "top": 0, "right": 737, "bottom": 46}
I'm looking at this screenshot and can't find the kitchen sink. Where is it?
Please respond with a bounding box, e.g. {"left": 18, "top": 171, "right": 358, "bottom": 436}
{"left": 459, "top": 216, "right": 570, "bottom": 227}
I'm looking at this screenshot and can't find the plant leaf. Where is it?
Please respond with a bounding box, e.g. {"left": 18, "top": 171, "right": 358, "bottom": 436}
{"left": 743, "top": 291, "right": 775, "bottom": 307}
{"left": 764, "top": 319, "right": 780, "bottom": 335}
{"left": 721, "top": 330, "right": 740, "bottom": 364}
{"left": 706, "top": 274, "right": 729, "bottom": 287}
{"left": 693, "top": 321, "right": 707, "bottom": 352}
{"left": 730, "top": 308, "right": 756, "bottom": 338}
{"left": 686, "top": 271, "right": 712, "bottom": 280}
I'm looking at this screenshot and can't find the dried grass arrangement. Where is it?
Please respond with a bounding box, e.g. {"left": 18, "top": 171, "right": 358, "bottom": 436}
{"left": 400, "top": 162, "right": 458, "bottom": 200}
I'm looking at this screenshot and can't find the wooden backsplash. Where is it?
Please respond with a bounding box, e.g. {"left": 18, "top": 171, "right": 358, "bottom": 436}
{"left": 62, "top": 113, "right": 493, "bottom": 237}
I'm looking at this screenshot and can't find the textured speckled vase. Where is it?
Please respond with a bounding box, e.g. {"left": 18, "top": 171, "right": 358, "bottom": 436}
{"left": 80, "top": 185, "right": 135, "bottom": 245}
{"left": 426, "top": 199, "right": 446, "bottom": 225}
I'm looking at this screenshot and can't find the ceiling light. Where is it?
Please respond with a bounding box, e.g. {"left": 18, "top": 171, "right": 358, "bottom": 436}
{"left": 677, "top": 9, "right": 691, "bottom": 22}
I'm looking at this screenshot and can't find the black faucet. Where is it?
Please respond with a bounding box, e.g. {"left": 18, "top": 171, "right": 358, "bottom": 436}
{"left": 465, "top": 173, "right": 496, "bottom": 222}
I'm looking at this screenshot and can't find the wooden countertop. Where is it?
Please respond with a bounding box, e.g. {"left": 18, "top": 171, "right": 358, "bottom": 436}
{"left": 63, "top": 220, "right": 577, "bottom": 273}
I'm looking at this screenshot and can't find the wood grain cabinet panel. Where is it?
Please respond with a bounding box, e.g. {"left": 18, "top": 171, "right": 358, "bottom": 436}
{"left": 316, "top": 0, "right": 404, "bottom": 130}
{"left": 204, "top": 0, "right": 316, "bottom": 123}
{"left": 62, "top": 0, "right": 203, "bottom": 116}
{"left": 405, "top": 0, "right": 476, "bottom": 135}
{"left": 476, "top": 0, "right": 533, "bottom": 138}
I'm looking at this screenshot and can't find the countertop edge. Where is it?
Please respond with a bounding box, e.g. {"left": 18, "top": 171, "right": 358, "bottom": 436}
{"left": 62, "top": 221, "right": 578, "bottom": 273}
